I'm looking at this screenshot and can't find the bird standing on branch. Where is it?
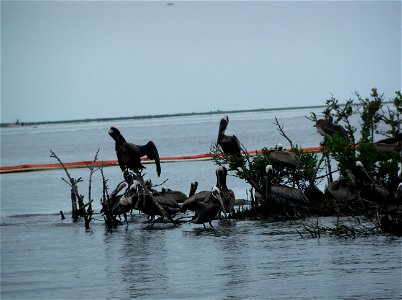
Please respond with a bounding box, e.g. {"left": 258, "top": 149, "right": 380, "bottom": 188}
{"left": 108, "top": 127, "right": 161, "bottom": 177}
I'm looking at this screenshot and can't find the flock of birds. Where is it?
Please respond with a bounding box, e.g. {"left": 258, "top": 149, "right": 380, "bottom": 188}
{"left": 313, "top": 115, "right": 402, "bottom": 205}
{"left": 102, "top": 115, "right": 402, "bottom": 227}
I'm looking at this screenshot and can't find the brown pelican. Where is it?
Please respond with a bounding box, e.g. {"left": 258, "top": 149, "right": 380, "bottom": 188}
{"left": 145, "top": 178, "right": 159, "bottom": 194}
{"left": 217, "top": 116, "right": 242, "bottom": 157}
{"left": 180, "top": 169, "right": 220, "bottom": 214}
{"left": 100, "top": 182, "right": 136, "bottom": 225}
{"left": 325, "top": 169, "right": 356, "bottom": 201}
{"left": 374, "top": 129, "right": 401, "bottom": 153}
{"left": 185, "top": 186, "right": 227, "bottom": 227}
{"left": 267, "top": 143, "right": 302, "bottom": 168}
{"left": 180, "top": 190, "right": 211, "bottom": 213}
{"left": 314, "top": 115, "right": 348, "bottom": 139}
{"left": 216, "top": 166, "right": 235, "bottom": 213}
{"left": 108, "top": 127, "right": 161, "bottom": 177}
{"left": 115, "top": 182, "right": 141, "bottom": 224}
{"left": 100, "top": 181, "right": 127, "bottom": 214}
{"left": 354, "top": 161, "right": 390, "bottom": 203}
{"left": 189, "top": 181, "right": 199, "bottom": 197}
{"left": 265, "top": 165, "right": 309, "bottom": 211}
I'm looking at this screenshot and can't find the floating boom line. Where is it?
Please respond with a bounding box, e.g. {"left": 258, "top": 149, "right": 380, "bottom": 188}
{"left": 0, "top": 146, "right": 322, "bottom": 174}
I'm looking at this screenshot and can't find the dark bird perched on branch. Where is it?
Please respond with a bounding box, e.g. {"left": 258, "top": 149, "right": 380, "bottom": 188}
{"left": 216, "top": 166, "right": 235, "bottom": 213}
{"left": 108, "top": 127, "right": 161, "bottom": 177}
{"left": 267, "top": 143, "right": 302, "bottom": 169}
{"left": 314, "top": 115, "right": 348, "bottom": 139}
{"left": 374, "top": 129, "right": 401, "bottom": 153}
{"left": 217, "top": 116, "right": 242, "bottom": 157}
{"left": 265, "top": 165, "right": 309, "bottom": 211}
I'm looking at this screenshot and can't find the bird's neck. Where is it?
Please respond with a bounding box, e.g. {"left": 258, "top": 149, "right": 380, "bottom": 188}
{"left": 265, "top": 175, "right": 271, "bottom": 198}
{"left": 114, "top": 134, "right": 126, "bottom": 151}
{"left": 217, "top": 130, "right": 225, "bottom": 143}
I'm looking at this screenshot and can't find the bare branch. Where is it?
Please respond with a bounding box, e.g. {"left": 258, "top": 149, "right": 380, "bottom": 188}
{"left": 305, "top": 112, "right": 318, "bottom": 122}
{"left": 273, "top": 117, "right": 293, "bottom": 148}
{"left": 87, "top": 148, "right": 100, "bottom": 203}
{"left": 151, "top": 178, "right": 169, "bottom": 188}
{"left": 50, "top": 149, "right": 74, "bottom": 184}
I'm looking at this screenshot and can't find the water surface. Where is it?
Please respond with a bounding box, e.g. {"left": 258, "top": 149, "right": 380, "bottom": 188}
{"left": 1, "top": 109, "right": 401, "bottom": 299}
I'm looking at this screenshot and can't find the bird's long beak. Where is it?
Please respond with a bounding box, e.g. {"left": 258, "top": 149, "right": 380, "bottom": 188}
{"left": 362, "top": 167, "right": 375, "bottom": 185}
{"left": 216, "top": 193, "right": 227, "bottom": 216}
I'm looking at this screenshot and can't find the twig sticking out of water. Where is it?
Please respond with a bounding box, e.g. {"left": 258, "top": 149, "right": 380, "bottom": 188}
{"left": 84, "top": 149, "right": 100, "bottom": 229}
{"left": 300, "top": 215, "right": 378, "bottom": 239}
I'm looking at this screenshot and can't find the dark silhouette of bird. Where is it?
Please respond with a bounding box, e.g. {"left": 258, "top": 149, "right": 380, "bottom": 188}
{"left": 265, "top": 165, "right": 309, "bottom": 211}
{"left": 216, "top": 166, "right": 235, "bottom": 213}
{"left": 108, "top": 127, "right": 161, "bottom": 177}
{"left": 374, "top": 129, "right": 401, "bottom": 153}
{"left": 314, "top": 115, "right": 348, "bottom": 139}
{"left": 267, "top": 143, "right": 302, "bottom": 168}
{"left": 217, "top": 116, "right": 242, "bottom": 157}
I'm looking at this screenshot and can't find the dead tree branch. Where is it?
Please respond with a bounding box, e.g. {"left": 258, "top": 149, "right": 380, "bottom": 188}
{"left": 84, "top": 148, "right": 100, "bottom": 229}
{"left": 50, "top": 150, "right": 84, "bottom": 221}
{"left": 273, "top": 117, "right": 293, "bottom": 148}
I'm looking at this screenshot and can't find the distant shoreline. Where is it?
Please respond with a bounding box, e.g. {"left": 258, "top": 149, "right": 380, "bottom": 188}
{"left": 1, "top": 105, "right": 326, "bottom": 128}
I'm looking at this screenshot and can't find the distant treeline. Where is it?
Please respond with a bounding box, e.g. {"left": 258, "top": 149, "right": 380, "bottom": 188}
{"left": 1, "top": 105, "right": 328, "bottom": 128}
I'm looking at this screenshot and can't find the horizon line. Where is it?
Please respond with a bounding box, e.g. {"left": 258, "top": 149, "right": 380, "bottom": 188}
{"left": 1, "top": 104, "right": 328, "bottom": 127}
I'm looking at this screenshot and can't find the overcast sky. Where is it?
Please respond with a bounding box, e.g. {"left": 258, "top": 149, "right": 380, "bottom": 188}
{"left": 1, "top": 1, "right": 401, "bottom": 123}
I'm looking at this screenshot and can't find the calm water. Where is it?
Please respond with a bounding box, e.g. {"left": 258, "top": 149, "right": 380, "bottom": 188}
{"left": 1, "top": 109, "right": 401, "bottom": 299}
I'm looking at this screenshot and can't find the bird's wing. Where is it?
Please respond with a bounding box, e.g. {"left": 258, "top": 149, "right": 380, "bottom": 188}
{"left": 268, "top": 151, "right": 302, "bottom": 168}
{"left": 154, "top": 195, "right": 179, "bottom": 208}
{"left": 181, "top": 191, "right": 210, "bottom": 212}
{"left": 231, "top": 135, "right": 242, "bottom": 155}
{"left": 141, "top": 141, "right": 161, "bottom": 177}
{"left": 116, "top": 150, "right": 126, "bottom": 171}
{"left": 120, "top": 143, "right": 141, "bottom": 168}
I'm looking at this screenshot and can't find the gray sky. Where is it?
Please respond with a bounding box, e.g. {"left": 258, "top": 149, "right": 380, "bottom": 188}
{"left": 1, "top": 1, "right": 401, "bottom": 123}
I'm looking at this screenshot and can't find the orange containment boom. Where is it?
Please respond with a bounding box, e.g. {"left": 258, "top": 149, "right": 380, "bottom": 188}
{"left": 0, "top": 146, "right": 322, "bottom": 174}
